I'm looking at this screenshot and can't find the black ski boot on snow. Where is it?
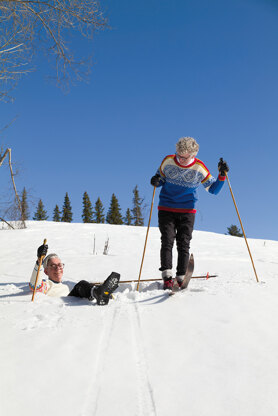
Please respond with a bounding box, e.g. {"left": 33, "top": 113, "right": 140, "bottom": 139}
{"left": 93, "top": 272, "right": 120, "bottom": 305}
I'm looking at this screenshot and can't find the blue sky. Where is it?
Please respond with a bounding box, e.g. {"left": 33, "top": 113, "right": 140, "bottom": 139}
{"left": 1, "top": 0, "right": 278, "bottom": 240}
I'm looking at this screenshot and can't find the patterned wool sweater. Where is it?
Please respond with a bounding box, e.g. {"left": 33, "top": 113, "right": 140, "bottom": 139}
{"left": 155, "top": 155, "right": 226, "bottom": 213}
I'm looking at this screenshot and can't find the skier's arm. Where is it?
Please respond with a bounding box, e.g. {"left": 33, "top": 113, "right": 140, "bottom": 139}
{"left": 202, "top": 159, "right": 229, "bottom": 195}
{"left": 29, "top": 244, "right": 49, "bottom": 293}
{"left": 203, "top": 174, "right": 226, "bottom": 195}
{"left": 29, "top": 262, "right": 48, "bottom": 293}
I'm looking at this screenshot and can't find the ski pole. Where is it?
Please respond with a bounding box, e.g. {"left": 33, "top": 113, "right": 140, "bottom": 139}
{"left": 225, "top": 172, "right": 259, "bottom": 283}
{"left": 136, "top": 187, "right": 156, "bottom": 291}
{"left": 92, "top": 275, "right": 217, "bottom": 285}
{"left": 31, "top": 238, "right": 47, "bottom": 301}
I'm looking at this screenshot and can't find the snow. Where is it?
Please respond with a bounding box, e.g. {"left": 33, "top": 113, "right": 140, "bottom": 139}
{"left": 0, "top": 221, "right": 278, "bottom": 416}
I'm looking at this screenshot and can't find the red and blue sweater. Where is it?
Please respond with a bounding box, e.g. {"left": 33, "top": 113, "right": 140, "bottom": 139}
{"left": 155, "top": 155, "right": 226, "bottom": 213}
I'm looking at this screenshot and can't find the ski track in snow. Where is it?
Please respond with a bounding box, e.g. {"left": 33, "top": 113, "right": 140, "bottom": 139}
{"left": 129, "top": 297, "right": 157, "bottom": 416}
{"left": 81, "top": 293, "right": 157, "bottom": 416}
{"left": 81, "top": 303, "right": 121, "bottom": 416}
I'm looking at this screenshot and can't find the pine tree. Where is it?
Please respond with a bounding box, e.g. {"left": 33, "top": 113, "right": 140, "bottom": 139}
{"left": 227, "top": 224, "right": 243, "bottom": 237}
{"left": 106, "top": 193, "right": 123, "bottom": 224}
{"left": 21, "top": 187, "right": 30, "bottom": 221}
{"left": 53, "top": 205, "right": 61, "bottom": 222}
{"left": 82, "top": 191, "right": 94, "bottom": 223}
{"left": 33, "top": 199, "right": 48, "bottom": 221}
{"left": 131, "top": 185, "right": 144, "bottom": 226}
{"left": 61, "top": 192, "right": 73, "bottom": 223}
{"left": 94, "top": 197, "right": 105, "bottom": 223}
{"left": 124, "top": 208, "right": 132, "bottom": 225}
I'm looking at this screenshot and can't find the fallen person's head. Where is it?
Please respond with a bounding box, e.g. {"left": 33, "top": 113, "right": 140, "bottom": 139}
{"left": 43, "top": 254, "right": 64, "bottom": 283}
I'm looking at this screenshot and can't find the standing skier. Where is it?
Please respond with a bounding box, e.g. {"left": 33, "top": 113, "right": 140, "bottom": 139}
{"left": 29, "top": 244, "right": 120, "bottom": 305}
{"left": 150, "top": 136, "right": 229, "bottom": 290}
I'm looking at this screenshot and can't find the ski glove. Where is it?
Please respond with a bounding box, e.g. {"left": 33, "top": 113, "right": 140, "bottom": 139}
{"left": 37, "top": 244, "right": 48, "bottom": 259}
{"left": 218, "top": 158, "right": 229, "bottom": 176}
{"left": 150, "top": 174, "right": 161, "bottom": 187}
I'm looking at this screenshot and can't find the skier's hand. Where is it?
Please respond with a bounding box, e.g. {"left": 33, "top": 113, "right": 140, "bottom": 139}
{"left": 218, "top": 158, "right": 229, "bottom": 176}
{"left": 150, "top": 174, "right": 161, "bottom": 187}
{"left": 37, "top": 244, "right": 48, "bottom": 259}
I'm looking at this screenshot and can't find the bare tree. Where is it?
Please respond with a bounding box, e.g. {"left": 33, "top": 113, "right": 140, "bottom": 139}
{"left": 0, "top": 0, "right": 107, "bottom": 99}
{"left": 0, "top": 147, "right": 25, "bottom": 228}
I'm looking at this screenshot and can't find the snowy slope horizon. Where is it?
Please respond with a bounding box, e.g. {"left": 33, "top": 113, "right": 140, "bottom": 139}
{"left": 1, "top": 220, "right": 277, "bottom": 281}
{"left": 1, "top": 221, "right": 278, "bottom": 416}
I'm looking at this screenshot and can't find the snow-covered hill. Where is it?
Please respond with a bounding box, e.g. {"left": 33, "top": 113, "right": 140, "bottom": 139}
{"left": 0, "top": 221, "right": 278, "bottom": 416}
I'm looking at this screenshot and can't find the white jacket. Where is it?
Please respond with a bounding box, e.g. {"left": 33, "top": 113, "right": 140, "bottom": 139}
{"left": 29, "top": 262, "right": 72, "bottom": 297}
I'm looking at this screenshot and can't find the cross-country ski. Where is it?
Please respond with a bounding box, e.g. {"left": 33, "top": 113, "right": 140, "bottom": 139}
{"left": 169, "top": 253, "right": 195, "bottom": 295}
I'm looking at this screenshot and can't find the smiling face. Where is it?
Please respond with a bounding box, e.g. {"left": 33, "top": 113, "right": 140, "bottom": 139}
{"left": 176, "top": 152, "right": 195, "bottom": 166}
{"left": 44, "top": 257, "right": 64, "bottom": 283}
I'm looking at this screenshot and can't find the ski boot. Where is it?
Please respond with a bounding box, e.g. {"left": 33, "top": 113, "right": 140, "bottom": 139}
{"left": 176, "top": 275, "right": 184, "bottom": 288}
{"left": 163, "top": 277, "right": 174, "bottom": 290}
{"left": 161, "top": 269, "right": 173, "bottom": 290}
{"left": 92, "top": 272, "right": 120, "bottom": 305}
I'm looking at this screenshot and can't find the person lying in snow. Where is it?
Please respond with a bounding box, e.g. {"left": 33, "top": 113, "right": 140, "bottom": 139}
{"left": 29, "top": 244, "right": 120, "bottom": 305}
{"left": 151, "top": 136, "right": 229, "bottom": 290}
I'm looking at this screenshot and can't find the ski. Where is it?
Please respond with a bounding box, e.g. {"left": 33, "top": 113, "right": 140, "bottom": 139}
{"left": 169, "top": 253, "right": 194, "bottom": 296}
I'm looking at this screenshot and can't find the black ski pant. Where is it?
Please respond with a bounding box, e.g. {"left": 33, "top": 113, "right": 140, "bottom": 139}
{"left": 68, "top": 280, "right": 95, "bottom": 299}
{"left": 158, "top": 210, "right": 195, "bottom": 276}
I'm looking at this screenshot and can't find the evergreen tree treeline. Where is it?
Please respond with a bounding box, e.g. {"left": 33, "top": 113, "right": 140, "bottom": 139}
{"left": 227, "top": 224, "right": 243, "bottom": 237}
{"left": 31, "top": 186, "right": 145, "bottom": 226}
{"left": 106, "top": 193, "right": 123, "bottom": 225}
{"left": 33, "top": 199, "right": 48, "bottom": 221}
{"left": 82, "top": 191, "right": 94, "bottom": 223}
{"left": 21, "top": 187, "right": 30, "bottom": 221}
{"left": 61, "top": 192, "right": 73, "bottom": 223}
{"left": 53, "top": 205, "right": 61, "bottom": 222}
{"left": 124, "top": 208, "right": 132, "bottom": 225}
{"left": 131, "top": 185, "right": 144, "bottom": 226}
{"left": 94, "top": 197, "right": 105, "bottom": 223}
